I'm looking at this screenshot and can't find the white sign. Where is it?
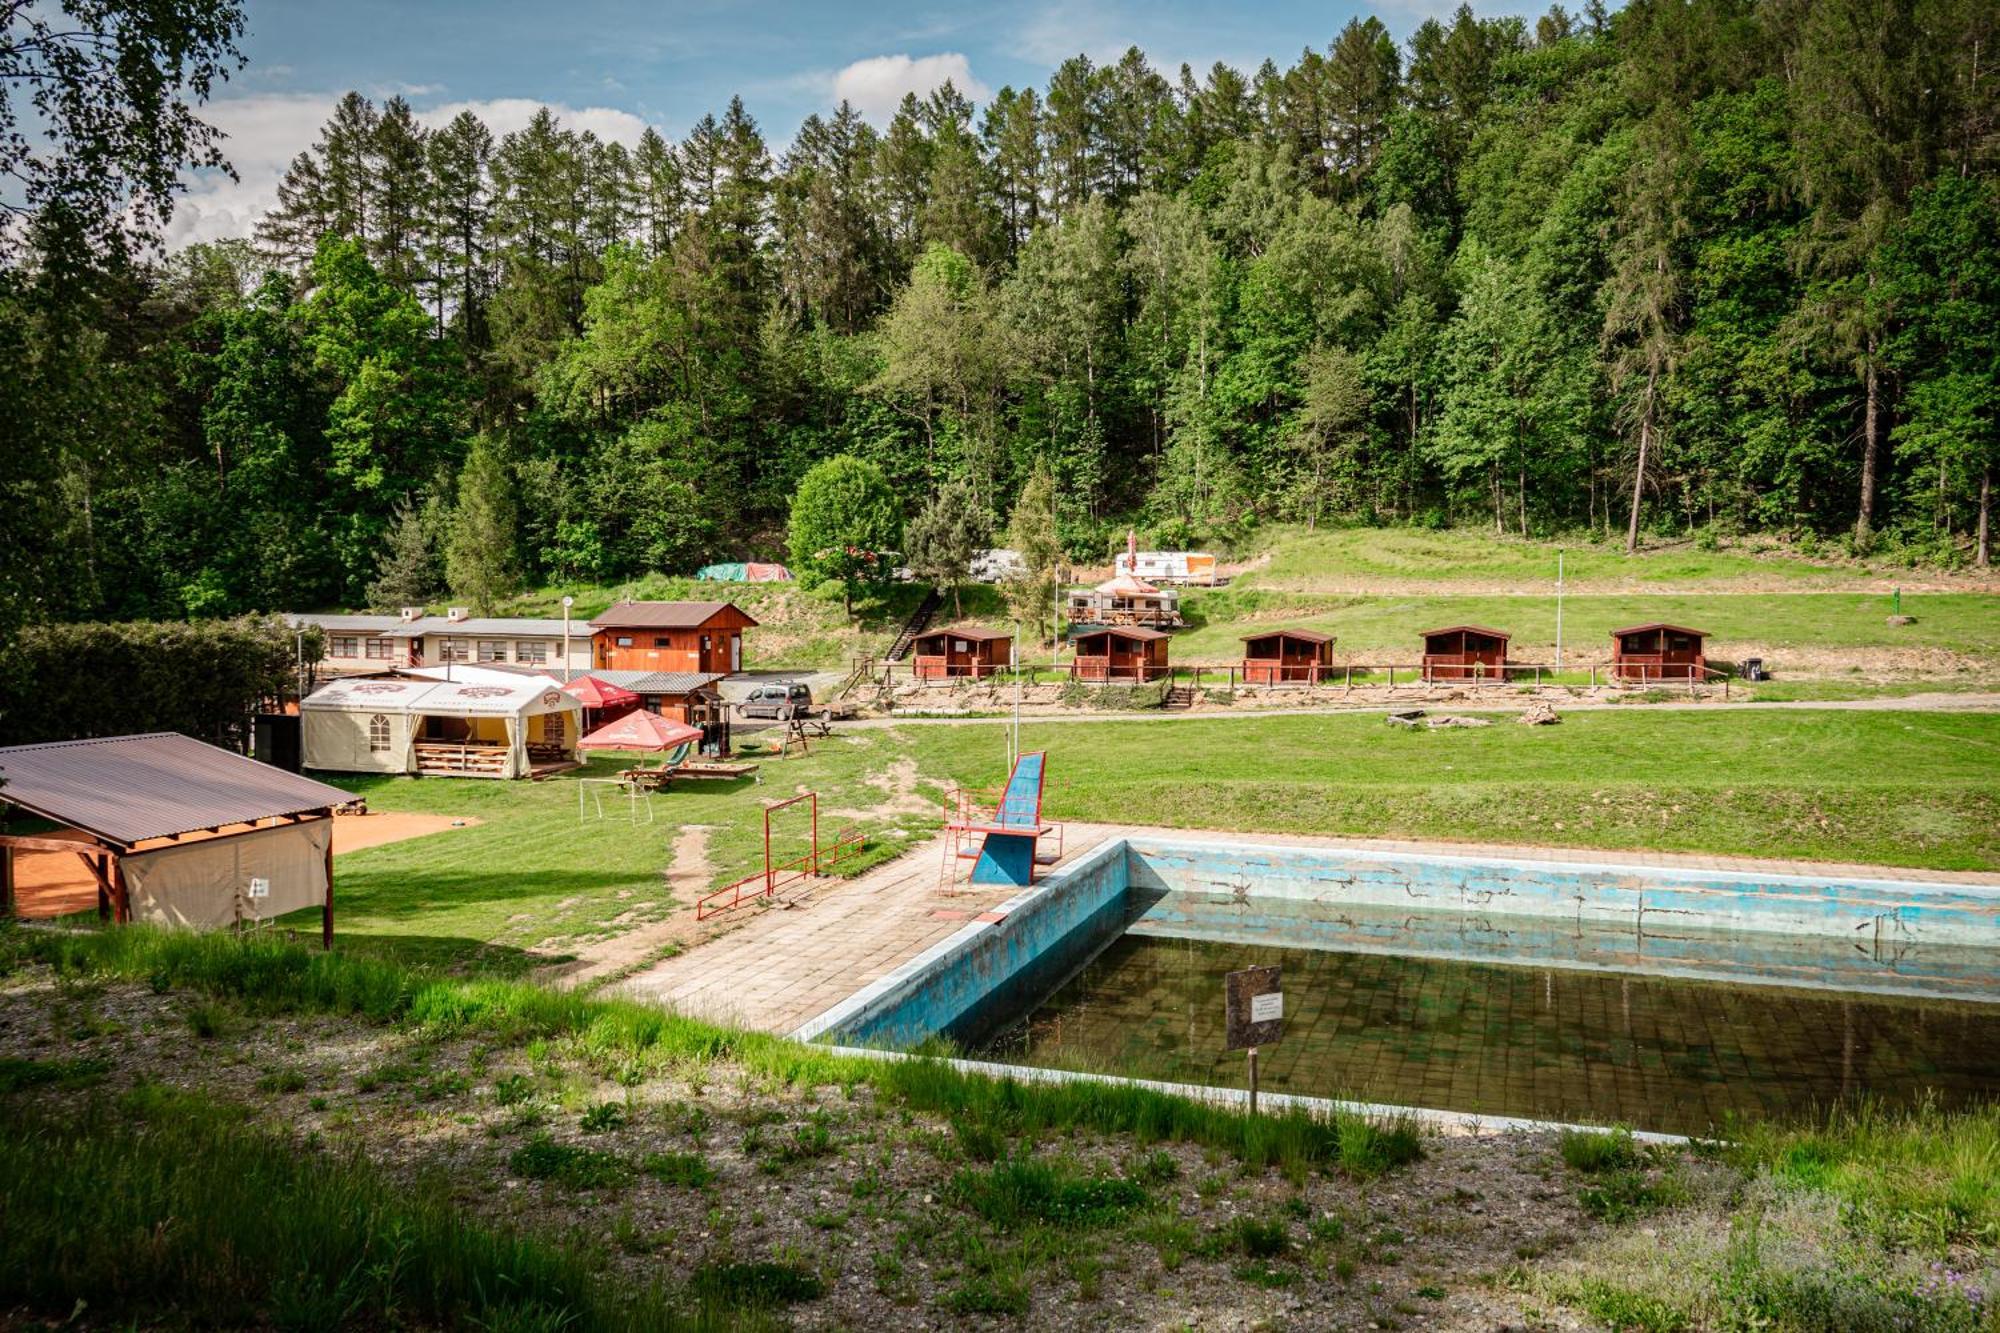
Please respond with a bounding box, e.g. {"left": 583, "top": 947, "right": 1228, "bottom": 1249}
{"left": 246, "top": 877, "right": 270, "bottom": 900}
{"left": 1249, "top": 991, "right": 1284, "bottom": 1023}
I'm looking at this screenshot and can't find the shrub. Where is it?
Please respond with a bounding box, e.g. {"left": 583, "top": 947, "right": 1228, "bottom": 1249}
{"left": 1561, "top": 1126, "right": 1641, "bottom": 1174}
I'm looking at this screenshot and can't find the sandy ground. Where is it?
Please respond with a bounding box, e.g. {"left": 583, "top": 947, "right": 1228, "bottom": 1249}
{"left": 6, "top": 810, "right": 480, "bottom": 920}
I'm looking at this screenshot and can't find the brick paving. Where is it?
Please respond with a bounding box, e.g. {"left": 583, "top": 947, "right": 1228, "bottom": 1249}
{"left": 616, "top": 822, "right": 1995, "bottom": 1038}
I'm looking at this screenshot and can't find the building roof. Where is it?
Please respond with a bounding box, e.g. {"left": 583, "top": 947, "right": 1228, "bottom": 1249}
{"left": 1073, "top": 625, "right": 1171, "bottom": 643}
{"left": 0, "top": 732, "right": 351, "bottom": 847}
{"left": 379, "top": 616, "right": 573, "bottom": 639}
{"left": 589, "top": 600, "right": 759, "bottom": 630}
{"left": 914, "top": 625, "right": 1013, "bottom": 644}
{"left": 586, "top": 669, "right": 728, "bottom": 695}
{"left": 1241, "top": 628, "right": 1336, "bottom": 645}
{"left": 302, "top": 667, "right": 578, "bottom": 719}
{"left": 287, "top": 613, "right": 404, "bottom": 633}
{"left": 1611, "top": 622, "right": 1711, "bottom": 638}
{"left": 1418, "top": 624, "right": 1513, "bottom": 641}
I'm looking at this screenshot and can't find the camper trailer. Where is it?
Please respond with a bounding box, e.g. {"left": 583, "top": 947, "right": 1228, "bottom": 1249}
{"left": 1113, "top": 549, "right": 1218, "bottom": 587}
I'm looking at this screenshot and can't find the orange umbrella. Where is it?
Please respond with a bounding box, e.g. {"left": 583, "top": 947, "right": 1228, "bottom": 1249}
{"left": 578, "top": 711, "right": 702, "bottom": 752}
{"left": 563, "top": 674, "right": 641, "bottom": 709}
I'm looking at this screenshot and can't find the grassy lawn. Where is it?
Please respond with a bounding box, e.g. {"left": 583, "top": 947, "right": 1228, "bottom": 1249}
{"left": 901, "top": 710, "right": 2000, "bottom": 871}
{"left": 307, "top": 708, "right": 2000, "bottom": 974}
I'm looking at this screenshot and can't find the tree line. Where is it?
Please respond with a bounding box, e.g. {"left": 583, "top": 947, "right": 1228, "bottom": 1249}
{"left": 2, "top": 0, "right": 1995, "bottom": 636}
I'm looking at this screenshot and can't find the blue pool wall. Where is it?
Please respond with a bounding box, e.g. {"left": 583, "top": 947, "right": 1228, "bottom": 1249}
{"left": 797, "top": 835, "right": 2000, "bottom": 1045}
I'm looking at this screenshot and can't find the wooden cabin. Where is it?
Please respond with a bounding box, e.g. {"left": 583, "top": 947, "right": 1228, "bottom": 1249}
{"left": 1611, "top": 623, "right": 1710, "bottom": 681}
{"left": 1421, "top": 625, "right": 1512, "bottom": 682}
{"left": 1070, "top": 626, "right": 1170, "bottom": 682}
{"left": 911, "top": 626, "right": 1012, "bottom": 681}
{"left": 588, "top": 670, "right": 733, "bottom": 754}
{"left": 590, "top": 601, "right": 757, "bottom": 675}
{"left": 1241, "top": 629, "right": 1336, "bottom": 685}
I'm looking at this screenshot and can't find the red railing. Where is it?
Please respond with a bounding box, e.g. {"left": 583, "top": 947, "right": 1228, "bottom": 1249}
{"left": 695, "top": 792, "right": 869, "bottom": 919}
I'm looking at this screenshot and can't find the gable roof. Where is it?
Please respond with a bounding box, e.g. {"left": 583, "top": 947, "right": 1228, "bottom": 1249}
{"left": 1073, "top": 625, "right": 1171, "bottom": 643}
{"left": 589, "top": 600, "right": 759, "bottom": 630}
{"left": 914, "top": 625, "right": 1012, "bottom": 645}
{"left": 585, "top": 670, "right": 728, "bottom": 695}
{"left": 1241, "top": 628, "right": 1336, "bottom": 645}
{"left": 302, "top": 667, "right": 578, "bottom": 719}
{"left": 0, "top": 732, "right": 351, "bottom": 847}
{"left": 1610, "top": 622, "right": 1711, "bottom": 638}
{"left": 1418, "top": 624, "right": 1513, "bottom": 641}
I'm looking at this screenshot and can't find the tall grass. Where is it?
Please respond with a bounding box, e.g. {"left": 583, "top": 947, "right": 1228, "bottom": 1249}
{"left": 3, "top": 922, "right": 1414, "bottom": 1175}
{"left": 0, "top": 1086, "right": 714, "bottom": 1331}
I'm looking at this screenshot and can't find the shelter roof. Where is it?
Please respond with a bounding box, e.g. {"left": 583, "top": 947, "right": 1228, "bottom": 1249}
{"left": 914, "top": 625, "right": 1012, "bottom": 644}
{"left": 1073, "top": 625, "right": 1170, "bottom": 643}
{"left": 0, "top": 732, "right": 349, "bottom": 847}
{"left": 1417, "top": 624, "right": 1513, "bottom": 640}
{"left": 589, "top": 600, "right": 759, "bottom": 630}
{"left": 1241, "top": 628, "right": 1336, "bottom": 645}
{"left": 1611, "top": 622, "right": 1711, "bottom": 638}
{"left": 585, "top": 670, "right": 728, "bottom": 695}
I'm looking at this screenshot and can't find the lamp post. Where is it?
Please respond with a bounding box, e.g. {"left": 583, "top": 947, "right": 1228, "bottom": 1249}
{"left": 1554, "top": 549, "right": 1565, "bottom": 672}
{"left": 561, "top": 595, "right": 574, "bottom": 681}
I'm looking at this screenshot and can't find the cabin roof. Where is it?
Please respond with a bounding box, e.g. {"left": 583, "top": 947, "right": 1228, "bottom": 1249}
{"left": 1241, "top": 628, "right": 1336, "bottom": 646}
{"left": 1418, "top": 624, "right": 1512, "bottom": 640}
{"left": 914, "top": 625, "right": 1012, "bottom": 644}
{"left": 1610, "top": 622, "right": 1710, "bottom": 638}
{"left": 590, "top": 600, "right": 759, "bottom": 630}
{"left": 1073, "top": 625, "right": 1170, "bottom": 643}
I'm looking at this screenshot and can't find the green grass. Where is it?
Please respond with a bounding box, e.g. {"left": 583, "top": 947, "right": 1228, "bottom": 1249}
{"left": 0, "top": 922, "right": 1397, "bottom": 1177}
{"left": 904, "top": 709, "right": 2000, "bottom": 870}
{"left": 0, "top": 1086, "right": 707, "bottom": 1330}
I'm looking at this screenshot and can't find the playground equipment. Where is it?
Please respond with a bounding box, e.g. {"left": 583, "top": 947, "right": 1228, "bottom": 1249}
{"left": 695, "top": 791, "right": 867, "bottom": 919}
{"left": 939, "top": 750, "right": 1062, "bottom": 892}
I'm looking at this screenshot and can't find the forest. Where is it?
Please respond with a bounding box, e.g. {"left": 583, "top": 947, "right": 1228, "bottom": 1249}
{"left": 0, "top": 0, "right": 1995, "bottom": 632}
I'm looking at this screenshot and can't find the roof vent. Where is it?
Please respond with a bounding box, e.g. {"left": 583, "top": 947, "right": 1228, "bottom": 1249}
{"left": 447, "top": 606, "right": 470, "bottom": 623}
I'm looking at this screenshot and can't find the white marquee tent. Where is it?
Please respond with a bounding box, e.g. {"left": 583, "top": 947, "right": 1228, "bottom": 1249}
{"left": 302, "top": 666, "right": 582, "bottom": 779}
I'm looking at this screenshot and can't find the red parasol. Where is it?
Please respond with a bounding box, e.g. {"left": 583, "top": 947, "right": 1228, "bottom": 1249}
{"left": 578, "top": 711, "right": 702, "bottom": 752}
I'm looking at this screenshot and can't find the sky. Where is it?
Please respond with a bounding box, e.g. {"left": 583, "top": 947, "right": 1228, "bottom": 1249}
{"left": 170, "top": 0, "right": 1492, "bottom": 247}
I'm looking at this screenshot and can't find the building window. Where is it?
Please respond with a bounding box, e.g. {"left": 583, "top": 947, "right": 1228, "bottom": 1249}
{"left": 368, "top": 714, "right": 391, "bottom": 752}
{"left": 615, "top": 635, "right": 633, "bottom": 648}
{"left": 439, "top": 640, "right": 466, "bottom": 662}
{"left": 364, "top": 637, "right": 394, "bottom": 660}
{"left": 478, "top": 640, "right": 509, "bottom": 662}
{"left": 330, "top": 635, "right": 360, "bottom": 657}
{"left": 654, "top": 636, "right": 671, "bottom": 648}
{"left": 518, "top": 640, "right": 549, "bottom": 664}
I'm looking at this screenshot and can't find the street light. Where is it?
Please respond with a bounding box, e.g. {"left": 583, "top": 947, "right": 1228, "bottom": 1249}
{"left": 561, "top": 595, "right": 575, "bottom": 681}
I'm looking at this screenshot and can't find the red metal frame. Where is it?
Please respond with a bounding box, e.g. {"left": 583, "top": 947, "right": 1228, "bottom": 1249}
{"left": 694, "top": 791, "right": 868, "bottom": 919}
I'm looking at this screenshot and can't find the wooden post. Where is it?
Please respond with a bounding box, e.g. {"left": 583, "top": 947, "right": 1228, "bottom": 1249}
{"left": 111, "top": 858, "right": 130, "bottom": 924}
{"left": 0, "top": 844, "right": 12, "bottom": 919}
{"left": 1247, "top": 1046, "right": 1260, "bottom": 1115}
{"left": 92, "top": 852, "right": 111, "bottom": 921}
{"left": 322, "top": 820, "right": 335, "bottom": 949}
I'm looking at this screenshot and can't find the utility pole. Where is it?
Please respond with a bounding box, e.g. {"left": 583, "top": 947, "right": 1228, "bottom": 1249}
{"left": 561, "top": 595, "right": 574, "bottom": 681}
{"left": 1555, "top": 549, "right": 1565, "bottom": 672}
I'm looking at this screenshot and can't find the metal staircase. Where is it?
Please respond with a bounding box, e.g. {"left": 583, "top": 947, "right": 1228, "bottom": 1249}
{"left": 885, "top": 588, "right": 944, "bottom": 662}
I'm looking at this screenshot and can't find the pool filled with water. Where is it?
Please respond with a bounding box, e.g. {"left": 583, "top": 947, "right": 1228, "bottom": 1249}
{"left": 975, "top": 932, "right": 2000, "bottom": 1136}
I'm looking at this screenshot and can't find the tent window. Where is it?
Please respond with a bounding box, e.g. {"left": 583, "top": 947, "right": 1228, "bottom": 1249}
{"left": 368, "top": 714, "right": 391, "bottom": 752}
{"left": 540, "top": 712, "right": 564, "bottom": 743}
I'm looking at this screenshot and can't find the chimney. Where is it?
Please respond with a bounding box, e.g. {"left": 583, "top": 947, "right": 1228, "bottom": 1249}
{"left": 400, "top": 607, "right": 424, "bottom": 622}
{"left": 447, "top": 606, "right": 470, "bottom": 623}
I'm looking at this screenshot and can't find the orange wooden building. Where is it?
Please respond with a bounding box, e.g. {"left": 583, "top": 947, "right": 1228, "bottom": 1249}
{"left": 911, "top": 626, "right": 1012, "bottom": 680}
{"left": 1071, "top": 626, "right": 1170, "bottom": 682}
{"left": 1611, "top": 623, "right": 1710, "bottom": 681}
{"left": 590, "top": 601, "right": 756, "bottom": 675}
{"left": 1241, "top": 629, "right": 1337, "bottom": 684}
{"left": 1420, "top": 625, "right": 1511, "bottom": 681}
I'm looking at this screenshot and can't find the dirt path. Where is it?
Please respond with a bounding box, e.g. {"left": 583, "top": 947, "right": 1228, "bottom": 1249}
{"left": 537, "top": 824, "right": 725, "bottom": 989}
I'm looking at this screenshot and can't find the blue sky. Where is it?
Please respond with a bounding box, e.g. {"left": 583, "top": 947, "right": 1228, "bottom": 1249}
{"left": 174, "top": 0, "right": 1484, "bottom": 245}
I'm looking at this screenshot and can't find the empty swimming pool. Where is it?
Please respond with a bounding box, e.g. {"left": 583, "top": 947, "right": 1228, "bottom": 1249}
{"left": 800, "top": 834, "right": 2000, "bottom": 1135}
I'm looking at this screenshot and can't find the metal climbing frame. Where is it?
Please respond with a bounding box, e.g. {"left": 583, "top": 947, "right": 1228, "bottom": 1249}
{"left": 695, "top": 791, "right": 867, "bottom": 919}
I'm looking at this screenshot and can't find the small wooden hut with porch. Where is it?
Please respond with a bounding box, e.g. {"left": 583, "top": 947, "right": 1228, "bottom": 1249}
{"left": 911, "top": 626, "right": 1012, "bottom": 681}
{"left": 1070, "top": 626, "right": 1170, "bottom": 682}
{"left": 1241, "top": 629, "right": 1337, "bottom": 684}
{"left": 1420, "top": 625, "right": 1512, "bottom": 682}
{"left": 1611, "top": 623, "right": 1710, "bottom": 681}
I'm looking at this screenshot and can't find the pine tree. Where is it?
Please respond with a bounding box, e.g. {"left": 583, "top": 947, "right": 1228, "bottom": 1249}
{"left": 424, "top": 110, "right": 494, "bottom": 341}
{"left": 906, "top": 479, "right": 991, "bottom": 615}
{"left": 367, "top": 498, "right": 443, "bottom": 609}
{"left": 445, "top": 434, "right": 519, "bottom": 612}
{"left": 370, "top": 96, "right": 430, "bottom": 294}
{"left": 1002, "top": 462, "right": 1063, "bottom": 645}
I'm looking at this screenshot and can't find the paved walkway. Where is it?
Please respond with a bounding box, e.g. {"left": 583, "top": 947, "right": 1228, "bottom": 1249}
{"left": 616, "top": 825, "right": 1128, "bottom": 1034}
{"left": 614, "top": 822, "right": 2000, "bottom": 1036}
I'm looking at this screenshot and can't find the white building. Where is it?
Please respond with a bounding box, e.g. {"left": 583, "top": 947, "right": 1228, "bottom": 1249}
{"left": 289, "top": 609, "right": 594, "bottom": 677}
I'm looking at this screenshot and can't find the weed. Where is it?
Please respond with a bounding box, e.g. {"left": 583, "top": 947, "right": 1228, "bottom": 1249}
{"left": 1133, "top": 1216, "right": 1197, "bottom": 1271}
{"left": 1234, "top": 1262, "right": 1296, "bottom": 1288}
{"left": 255, "top": 1067, "right": 307, "bottom": 1094}
{"left": 1230, "top": 1216, "right": 1290, "bottom": 1259}
{"left": 580, "top": 1101, "right": 626, "bottom": 1133}
{"left": 951, "top": 1155, "right": 1150, "bottom": 1231}
{"left": 1336, "top": 1110, "right": 1424, "bottom": 1177}
{"left": 1578, "top": 1167, "right": 1690, "bottom": 1222}
{"left": 417, "top": 1070, "right": 470, "bottom": 1101}
{"left": 641, "top": 1151, "right": 715, "bottom": 1189}
{"left": 507, "top": 1136, "right": 627, "bottom": 1190}
{"left": 1130, "top": 1148, "right": 1180, "bottom": 1186}
{"left": 1560, "top": 1126, "right": 1641, "bottom": 1174}
{"left": 184, "top": 1002, "right": 227, "bottom": 1039}
{"left": 951, "top": 1115, "right": 1005, "bottom": 1163}
{"left": 492, "top": 1073, "right": 534, "bottom": 1105}
{"left": 943, "top": 1274, "right": 1029, "bottom": 1316}
{"left": 688, "top": 1260, "right": 824, "bottom": 1309}
{"left": 1416, "top": 1283, "right": 1445, "bottom": 1299}
{"left": 0, "top": 1057, "right": 108, "bottom": 1093}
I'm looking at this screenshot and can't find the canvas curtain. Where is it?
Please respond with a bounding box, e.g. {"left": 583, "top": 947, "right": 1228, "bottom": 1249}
{"left": 122, "top": 820, "right": 331, "bottom": 929}
{"left": 302, "top": 707, "right": 413, "bottom": 773}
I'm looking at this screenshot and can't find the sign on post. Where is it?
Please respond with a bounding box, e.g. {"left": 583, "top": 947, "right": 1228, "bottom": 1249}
{"left": 1224, "top": 964, "right": 1283, "bottom": 1114}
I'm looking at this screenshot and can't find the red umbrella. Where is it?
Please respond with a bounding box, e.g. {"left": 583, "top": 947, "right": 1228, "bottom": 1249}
{"left": 578, "top": 711, "right": 702, "bottom": 752}
{"left": 563, "top": 674, "right": 641, "bottom": 709}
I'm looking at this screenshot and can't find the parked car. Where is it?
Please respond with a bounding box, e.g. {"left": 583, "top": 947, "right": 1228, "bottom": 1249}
{"left": 739, "top": 681, "right": 813, "bottom": 720}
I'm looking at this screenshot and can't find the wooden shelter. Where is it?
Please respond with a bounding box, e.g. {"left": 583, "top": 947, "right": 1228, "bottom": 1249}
{"left": 1421, "top": 625, "right": 1512, "bottom": 682}
{"left": 1241, "top": 629, "right": 1336, "bottom": 684}
{"left": 586, "top": 670, "right": 732, "bottom": 755}
{"left": 0, "top": 732, "right": 350, "bottom": 943}
{"left": 591, "top": 601, "right": 757, "bottom": 675}
{"left": 1611, "top": 623, "right": 1710, "bottom": 681}
{"left": 911, "top": 626, "right": 1012, "bottom": 681}
{"left": 1070, "top": 626, "right": 1170, "bottom": 682}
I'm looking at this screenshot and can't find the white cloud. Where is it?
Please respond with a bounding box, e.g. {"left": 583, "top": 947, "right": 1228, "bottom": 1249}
{"left": 162, "top": 93, "right": 655, "bottom": 249}
{"left": 830, "top": 53, "right": 990, "bottom": 123}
